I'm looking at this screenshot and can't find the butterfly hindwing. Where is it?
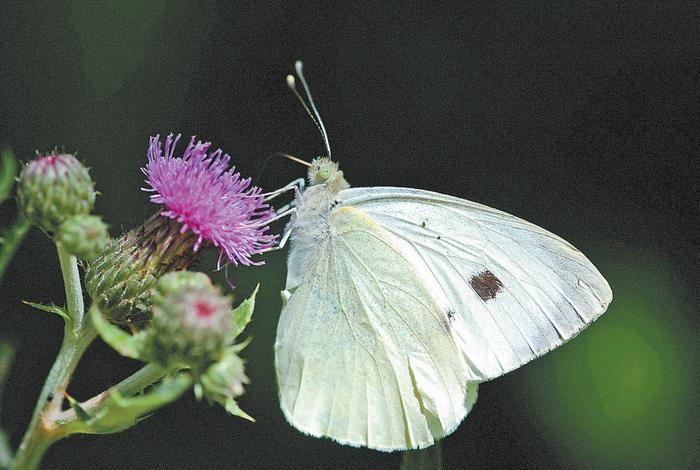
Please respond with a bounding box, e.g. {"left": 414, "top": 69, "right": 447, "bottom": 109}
{"left": 275, "top": 206, "right": 477, "bottom": 451}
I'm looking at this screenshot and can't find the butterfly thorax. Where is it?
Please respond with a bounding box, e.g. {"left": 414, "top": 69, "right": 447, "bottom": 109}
{"left": 285, "top": 158, "right": 349, "bottom": 290}
{"left": 300, "top": 157, "right": 350, "bottom": 215}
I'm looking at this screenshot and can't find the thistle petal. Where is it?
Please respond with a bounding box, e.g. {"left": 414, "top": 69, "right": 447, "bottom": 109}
{"left": 143, "top": 134, "right": 278, "bottom": 267}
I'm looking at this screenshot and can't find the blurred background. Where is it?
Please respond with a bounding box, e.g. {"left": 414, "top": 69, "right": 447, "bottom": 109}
{"left": 0, "top": 1, "right": 698, "bottom": 469}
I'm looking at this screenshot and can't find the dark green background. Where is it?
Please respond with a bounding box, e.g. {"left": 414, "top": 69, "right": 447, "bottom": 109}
{"left": 1, "top": 1, "right": 698, "bottom": 469}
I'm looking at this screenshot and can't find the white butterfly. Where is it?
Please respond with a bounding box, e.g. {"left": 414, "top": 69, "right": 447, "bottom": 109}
{"left": 271, "top": 62, "right": 612, "bottom": 451}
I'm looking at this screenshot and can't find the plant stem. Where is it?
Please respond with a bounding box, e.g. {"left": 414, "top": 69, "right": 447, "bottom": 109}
{"left": 56, "top": 244, "right": 85, "bottom": 328}
{"left": 109, "top": 363, "right": 168, "bottom": 399}
{"left": 11, "top": 245, "right": 95, "bottom": 470}
{"left": 56, "top": 363, "right": 168, "bottom": 426}
{"left": 400, "top": 441, "right": 443, "bottom": 470}
{"left": 0, "top": 215, "right": 30, "bottom": 285}
{"left": 10, "top": 324, "right": 96, "bottom": 469}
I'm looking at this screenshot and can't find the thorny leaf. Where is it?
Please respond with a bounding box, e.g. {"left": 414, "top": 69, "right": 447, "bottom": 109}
{"left": 91, "top": 306, "right": 145, "bottom": 360}
{"left": 230, "top": 284, "right": 258, "bottom": 339}
{"left": 23, "top": 301, "right": 71, "bottom": 325}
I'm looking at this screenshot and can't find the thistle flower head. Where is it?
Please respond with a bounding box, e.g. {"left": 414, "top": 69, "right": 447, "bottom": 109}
{"left": 18, "top": 151, "right": 95, "bottom": 234}
{"left": 146, "top": 271, "right": 235, "bottom": 369}
{"left": 143, "top": 134, "right": 277, "bottom": 268}
{"left": 85, "top": 213, "right": 198, "bottom": 327}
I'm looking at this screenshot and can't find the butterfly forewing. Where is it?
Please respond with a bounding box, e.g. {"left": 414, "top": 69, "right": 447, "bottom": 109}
{"left": 339, "top": 187, "right": 612, "bottom": 381}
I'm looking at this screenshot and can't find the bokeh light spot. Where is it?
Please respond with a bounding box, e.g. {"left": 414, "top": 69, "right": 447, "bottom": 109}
{"left": 526, "top": 253, "right": 698, "bottom": 468}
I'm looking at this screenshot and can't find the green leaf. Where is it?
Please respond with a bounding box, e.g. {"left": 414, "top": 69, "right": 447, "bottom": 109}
{"left": 224, "top": 397, "right": 254, "bottom": 422}
{"left": 63, "top": 373, "right": 192, "bottom": 435}
{"left": 0, "top": 428, "right": 11, "bottom": 470}
{"left": 229, "top": 335, "right": 253, "bottom": 353}
{"left": 400, "top": 442, "right": 443, "bottom": 470}
{"left": 90, "top": 305, "right": 145, "bottom": 360}
{"left": 193, "top": 382, "right": 203, "bottom": 401}
{"left": 200, "top": 351, "right": 252, "bottom": 421}
{"left": 64, "top": 392, "right": 92, "bottom": 422}
{"left": 22, "top": 301, "right": 70, "bottom": 324}
{"left": 230, "top": 284, "right": 258, "bottom": 338}
{"left": 0, "top": 148, "right": 18, "bottom": 205}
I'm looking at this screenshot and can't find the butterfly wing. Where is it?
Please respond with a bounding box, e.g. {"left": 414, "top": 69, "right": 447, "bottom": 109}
{"left": 275, "top": 206, "right": 478, "bottom": 451}
{"left": 339, "top": 187, "right": 612, "bottom": 381}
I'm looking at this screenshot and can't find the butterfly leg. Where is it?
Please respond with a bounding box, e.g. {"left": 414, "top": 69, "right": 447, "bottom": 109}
{"left": 268, "top": 207, "right": 296, "bottom": 224}
{"left": 260, "top": 182, "right": 303, "bottom": 254}
{"left": 275, "top": 223, "right": 294, "bottom": 250}
{"left": 260, "top": 208, "right": 296, "bottom": 253}
{"left": 269, "top": 185, "right": 303, "bottom": 216}
{"left": 263, "top": 178, "right": 305, "bottom": 202}
{"left": 274, "top": 201, "right": 294, "bottom": 214}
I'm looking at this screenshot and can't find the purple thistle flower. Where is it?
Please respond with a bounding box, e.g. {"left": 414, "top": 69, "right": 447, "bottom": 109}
{"left": 143, "top": 133, "right": 277, "bottom": 268}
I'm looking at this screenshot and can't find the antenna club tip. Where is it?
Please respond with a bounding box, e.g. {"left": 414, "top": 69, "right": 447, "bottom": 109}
{"left": 295, "top": 60, "right": 303, "bottom": 68}
{"left": 286, "top": 75, "right": 296, "bottom": 87}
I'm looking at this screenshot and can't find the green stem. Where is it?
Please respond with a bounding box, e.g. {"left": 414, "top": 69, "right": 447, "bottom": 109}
{"left": 56, "top": 363, "right": 168, "bottom": 427}
{"left": 400, "top": 441, "right": 443, "bottom": 470}
{"left": 56, "top": 244, "right": 85, "bottom": 328}
{"left": 0, "top": 215, "right": 30, "bottom": 285}
{"left": 10, "top": 245, "right": 95, "bottom": 470}
{"left": 111, "top": 363, "right": 168, "bottom": 398}
{"left": 10, "top": 325, "right": 96, "bottom": 470}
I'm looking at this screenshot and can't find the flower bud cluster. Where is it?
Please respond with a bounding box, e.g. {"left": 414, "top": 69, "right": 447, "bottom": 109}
{"left": 145, "top": 272, "right": 235, "bottom": 369}
{"left": 18, "top": 152, "right": 95, "bottom": 234}
{"left": 18, "top": 151, "right": 109, "bottom": 261}
{"left": 139, "top": 272, "right": 252, "bottom": 416}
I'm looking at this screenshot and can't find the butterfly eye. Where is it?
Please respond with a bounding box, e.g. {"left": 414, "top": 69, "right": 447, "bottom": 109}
{"left": 308, "top": 158, "right": 337, "bottom": 185}
{"left": 317, "top": 166, "right": 332, "bottom": 182}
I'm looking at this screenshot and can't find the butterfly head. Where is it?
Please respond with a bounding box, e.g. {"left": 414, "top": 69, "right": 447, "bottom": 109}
{"left": 307, "top": 156, "right": 350, "bottom": 194}
{"left": 308, "top": 157, "right": 338, "bottom": 185}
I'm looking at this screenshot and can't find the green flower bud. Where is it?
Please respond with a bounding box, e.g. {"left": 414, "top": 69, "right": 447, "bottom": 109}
{"left": 201, "top": 352, "right": 249, "bottom": 402}
{"left": 145, "top": 272, "right": 234, "bottom": 370}
{"left": 56, "top": 214, "right": 109, "bottom": 261}
{"left": 155, "top": 271, "right": 212, "bottom": 297}
{"left": 84, "top": 213, "right": 198, "bottom": 328}
{"left": 17, "top": 152, "right": 96, "bottom": 234}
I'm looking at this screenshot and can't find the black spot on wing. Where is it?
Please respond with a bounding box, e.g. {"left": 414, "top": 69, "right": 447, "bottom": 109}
{"left": 469, "top": 270, "right": 504, "bottom": 301}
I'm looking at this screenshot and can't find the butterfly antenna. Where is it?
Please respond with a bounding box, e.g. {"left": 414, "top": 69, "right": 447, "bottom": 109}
{"left": 287, "top": 60, "right": 332, "bottom": 158}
